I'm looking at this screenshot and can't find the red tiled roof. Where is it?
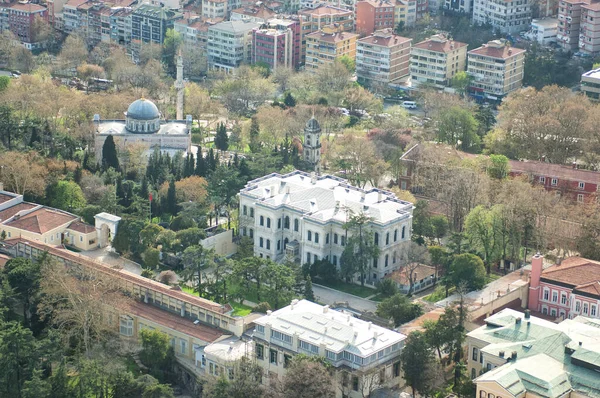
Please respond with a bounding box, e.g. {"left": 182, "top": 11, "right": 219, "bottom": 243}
{"left": 126, "top": 300, "right": 227, "bottom": 343}
{"left": 0, "top": 193, "right": 17, "bottom": 205}
{"left": 299, "top": 5, "right": 351, "bottom": 16}
{"left": 8, "top": 239, "right": 233, "bottom": 314}
{"left": 510, "top": 160, "right": 600, "bottom": 185}
{"left": 413, "top": 36, "right": 467, "bottom": 53}
{"left": 468, "top": 43, "right": 525, "bottom": 59}
{"left": 0, "top": 202, "right": 37, "bottom": 222}
{"left": 385, "top": 263, "right": 436, "bottom": 285}
{"left": 583, "top": 1, "right": 600, "bottom": 9}
{"left": 541, "top": 257, "right": 600, "bottom": 290}
{"left": 0, "top": 254, "right": 10, "bottom": 269}
{"left": 67, "top": 221, "right": 96, "bottom": 234}
{"left": 9, "top": 2, "right": 46, "bottom": 12}
{"left": 5, "top": 207, "right": 77, "bottom": 235}
{"left": 574, "top": 281, "right": 600, "bottom": 296}
{"left": 359, "top": 29, "right": 411, "bottom": 47}
{"left": 64, "top": 0, "right": 88, "bottom": 7}
{"left": 306, "top": 30, "right": 358, "bottom": 43}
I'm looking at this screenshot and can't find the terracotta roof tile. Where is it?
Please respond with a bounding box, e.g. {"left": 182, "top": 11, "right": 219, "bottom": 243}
{"left": 413, "top": 36, "right": 467, "bottom": 53}
{"left": 510, "top": 160, "right": 600, "bottom": 185}
{"left": 0, "top": 202, "right": 37, "bottom": 222}
{"left": 5, "top": 207, "right": 77, "bottom": 235}
{"left": 299, "top": 5, "right": 352, "bottom": 16}
{"left": 67, "top": 221, "right": 96, "bottom": 234}
{"left": 359, "top": 29, "right": 411, "bottom": 47}
{"left": 0, "top": 193, "right": 17, "bottom": 205}
{"left": 9, "top": 2, "right": 46, "bottom": 12}
{"left": 385, "top": 263, "right": 436, "bottom": 285}
{"left": 541, "top": 257, "right": 600, "bottom": 293}
{"left": 468, "top": 42, "right": 525, "bottom": 59}
{"left": 0, "top": 254, "right": 10, "bottom": 269}
{"left": 306, "top": 30, "right": 358, "bottom": 43}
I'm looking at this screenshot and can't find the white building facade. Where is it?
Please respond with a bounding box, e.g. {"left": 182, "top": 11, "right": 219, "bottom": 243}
{"left": 238, "top": 169, "right": 414, "bottom": 285}
{"left": 252, "top": 299, "right": 406, "bottom": 398}
{"left": 207, "top": 20, "right": 260, "bottom": 72}
{"left": 472, "top": 0, "right": 532, "bottom": 34}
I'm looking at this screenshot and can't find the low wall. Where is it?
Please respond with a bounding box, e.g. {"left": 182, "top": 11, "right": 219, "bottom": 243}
{"left": 200, "top": 229, "right": 237, "bottom": 257}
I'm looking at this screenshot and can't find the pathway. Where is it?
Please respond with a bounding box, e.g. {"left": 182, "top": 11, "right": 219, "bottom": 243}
{"left": 313, "top": 283, "right": 378, "bottom": 313}
{"left": 80, "top": 246, "right": 143, "bottom": 275}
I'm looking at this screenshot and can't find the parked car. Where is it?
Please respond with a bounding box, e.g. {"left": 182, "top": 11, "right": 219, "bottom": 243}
{"left": 402, "top": 101, "right": 417, "bottom": 109}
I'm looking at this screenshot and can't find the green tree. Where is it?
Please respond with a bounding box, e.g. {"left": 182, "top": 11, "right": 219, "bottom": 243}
{"left": 430, "top": 215, "right": 449, "bottom": 244}
{"left": 437, "top": 107, "right": 480, "bottom": 153}
{"left": 338, "top": 54, "right": 355, "bottom": 73}
{"left": 264, "top": 260, "right": 295, "bottom": 309}
{"left": 3, "top": 258, "right": 41, "bottom": 326}
{"left": 395, "top": 20, "right": 405, "bottom": 34}
{"left": 143, "top": 247, "right": 160, "bottom": 269}
{"left": 487, "top": 154, "right": 510, "bottom": 179}
{"left": 400, "top": 331, "right": 438, "bottom": 398}
{"left": 142, "top": 383, "right": 175, "bottom": 398}
{"left": 0, "top": 75, "right": 10, "bottom": 92}
{"left": 281, "top": 356, "right": 335, "bottom": 398}
{"left": 464, "top": 205, "right": 498, "bottom": 273}
{"left": 21, "top": 369, "right": 50, "bottom": 398}
{"left": 139, "top": 329, "right": 174, "bottom": 378}
{"left": 102, "top": 135, "right": 120, "bottom": 171}
{"left": 214, "top": 122, "right": 229, "bottom": 151}
{"left": 475, "top": 105, "right": 496, "bottom": 136}
{"left": 181, "top": 246, "right": 217, "bottom": 297}
{"left": 304, "top": 276, "right": 315, "bottom": 301}
{"left": 48, "top": 180, "right": 87, "bottom": 212}
{"left": 450, "top": 71, "right": 473, "bottom": 97}
{"left": 283, "top": 92, "right": 296, "bottom": 107}
{"left": 232, "top": 257, "right": 266, "bottom": 302}
{"left": 203, "top": 358, "right": 264, "bottom": 398}
{"left": 450, "top": 253, "right": 486, "bottom": 291}
{"left": 140, "top": 223, "right": 164, "bottom": 247}
{"left": 341, "top": 213, "right": 380, "bottom": 286}
{"left": 376, "top": 278, "right": 398, "bottom": 298}
{"left": 162, "top": 28, "right": 182, "bottom": 74}
{"left": 175, "top": 227, "right": 206, "bottom": 249}
{"left": 0, "top": 321, "right": 40, "bottom": 397}
{"left": 249, "top": 116, "right": 261, "bottom": 153}
{"left": 166, "top": 178, "right": 177, "bottom": 216}
{"left": 376, "top": 293, "right": 423, "bottom": 327}
{"left": 412, "top": 200, "right": 432, "bottom": 244}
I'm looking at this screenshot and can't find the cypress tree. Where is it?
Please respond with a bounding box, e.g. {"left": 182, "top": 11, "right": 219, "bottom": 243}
{"left": 304, "top": 276, "right": 315, "bottom": 302}
{"left": 195, "top": 150, "right": 207, "bottom": 177}
{"left": 249, "top": 117, "right": 261, "bottom": 153}
{"left": 101, "top": 135, "right": 120, "bottom": 171}
{"left": 73, "top": 166, "right": 82, "bottom": 184}
{"left": 167, "top": 178, "right": 178, "bottom": 216}
{"left": 284, "top": 92, "right": 296, "bottom": 108}
{"left": 214, "top": 122, "right": 229, "bottom": 151}
{"left": 207, "top": 148, "right": 216, "bottom": 172}
{"left": 140, "top": 177, "right": 149, "bottom": 200}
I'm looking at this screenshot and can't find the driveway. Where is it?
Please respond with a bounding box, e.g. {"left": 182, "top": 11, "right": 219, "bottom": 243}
{"left": 313, "top": 283, "right": 378, "bottom": 313}
{"left": 80, "top": 246, "right": 143, "bottom": 275}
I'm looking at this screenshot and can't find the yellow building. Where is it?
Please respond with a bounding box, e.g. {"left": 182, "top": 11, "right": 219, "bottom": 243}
{"left": 0, "top": 190, "right": 97, "bottom": 251}
{"left": 395, "top": 0, "right": 416, "bottom": 27}
{"left": 410, "top": 34, "right": 468, "bottom": 88}
{"left": 305, "top": 25, "right": 358, "bottom": 72}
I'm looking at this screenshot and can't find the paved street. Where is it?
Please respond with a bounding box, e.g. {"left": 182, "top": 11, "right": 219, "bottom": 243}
{"left": 80, "top": 246, "right": 143, "bottom": 275}
{"left": 313, "top": 283, "right": 378, "bottom": 313}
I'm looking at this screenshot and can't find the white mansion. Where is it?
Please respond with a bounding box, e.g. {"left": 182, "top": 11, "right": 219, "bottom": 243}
{"left": 252, "top": 299, "right": 406, "bottom": 397}
{"left": 238, "top": 170, "right": 414, "bottom": 284}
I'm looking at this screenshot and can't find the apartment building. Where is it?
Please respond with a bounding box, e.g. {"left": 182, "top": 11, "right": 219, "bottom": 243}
{"left": 202, "top": 0, "right": 227, "bottom": 19}
{"left": 238, "top": 169, "right": 413, "bottom": 284}
{"left": 356, "top": 28, "right": 412, "bottom": 87}
{"left": 355, "top": 0, "right": 396, "bottom": 35}
{"left": 207, "top": 20, "right": 260, "bottom": 72}
{"left": 410, "top": 34, "right": 467, "bottom": 88}
{"left": 131, "top": 4, "right": 181, "bottom": 45}
{"left": 395, "top": 0, "right": 417, "bottom": 27}
{"left": 252, "top": 26, "right": 294, "bottom": 69}
{"left": 581, "top": 67, "right": 600, "bottom": 99}
{"left": 579, "top": 2, "right": 600, "bottom": 54}
{"left": 528, "top": 254, "right": 600, "bottom": 319}
{"left": 110, "top": 7, "right": 133, "bottom": 45}
{"left": 267, "top": 18, "right": 302, "bottom": 68}
{"left": 467, "top": 40, "right": 526, "bottom": 99}
{"left": 557, "top": 0, "right": 591, "bottom": 51}
{"left": 252, "top": 299, "right": 407, "bottom": 397}
{"left": 305, "top": 25, "right": 358, "bottom": 72}
{"left": 443, "top": 0, "right": 474, "bottom": 14}
{"left": 524, "top": 17, "right": 558, "bottom": 44}
{"left": 298, "top": 5, "right": 354, "bottom": 32}
{"left": 472, "top": 0, "right": 532, "bottom": 34}
{"left": 4, "top": 2, "right": 48, "bottom": 48}
{"left": 467, "top": 308, "right": 600, "bottom": 397}
{"left": 230, "top": 3, "right": 276, "bottom": 22}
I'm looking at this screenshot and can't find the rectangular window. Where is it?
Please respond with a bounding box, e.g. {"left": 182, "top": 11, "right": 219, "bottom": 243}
{"left": 284, "top": 354, "right": 292, "bottom": 368}
{"left": 592, "top": 305, "right": 597, "bottom": 316}
{"left": 561, "top": 294, "right": 567, "bottom": 305}
{"left": 326, "top": 350, "right": 337, "bottom": 361}
{"left": 119, "top": 316, "right": 133, "bottom": 337}
{"left": 266, "top": 240, "right": 270, "bottom": 250}
{"left": 341, "top": 236, "right": 346, "bottom": 246}
{"left": 539, "top": 176, "right": 545, "bottom": 183}
{"left": 299, "top": 340, "right": 319, "bottom": 353}
{"left": 575, "top": 301, "right": 581, "bottom": 312}
{"left": 243, "top": 205, "right": 247, "bottom": 215}
{"left": 552, "top": 291, "right": 558, "bottom": 303}
{"left": 543, "top": 289, "right": 549, "bottom": 301}
{"left": 326, "top": 233, "right": 329, "bottom": 244}
{"left": 271, "top": 330, "right": 292, "bottom": 344}
{"left": 578, "top": 194, "right": 584, "bottom": 203}
{"left": 472, "top": 347, "right": 478, "bottom": 361}
{"left": 270, "top": 349, "right": 278, "bottom": 365}
{"left": 256, "top": 325, "right": 264, "bottom": 333}
{"left": 180, "top": 338, "right": 187, "bottom": 355}
{"left": 277, "top": 218, "right": 281, "bottom": 229}
{"left": 334, "top": 233, "right": 338, "bottom": 244}
{"left": 250, "top": 208, "right": 254, "bottom": 217}
{"left": 551, "top": 178, "right": 558, "bottom": 186}
{"left": 583, "top": 302, "right": 589, "bottom": 315}
{"left": 307, "top": 231, "right": 312, "bottom": 241}
{"left": 352, "top": 376, "right": 359, "bottom": 391}
{"left": 256, "top": 344, "right": 264, "bottom": 359}
{"left": 307, "top": 252, "right": 311, "bottom": 263}
{"left": 267, "top": 218, "right": 271, "bottom": 228}
{"left": 259, "top": 237, "right": 264, "bottom": 248}
{"left": 579, "top": 181, "right": 585, "bottom": 189}
{"left": 315, "top": 233, "right": 319, "bottom": 244}
{"left": 393, "top": 361, "right": 401, "bottom": 377}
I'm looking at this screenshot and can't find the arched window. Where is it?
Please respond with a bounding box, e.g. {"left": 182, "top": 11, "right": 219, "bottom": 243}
{"left": 266, "top": 218, "right": 271, "bottom": 228}
{"left": 284, "top": 216, "right": 290, "bottom": 229}
{"left": 393, "top": 251, "right": 397, "bottom": 264}
{"left": 307, "top": 230, "right": 312, "bottom": 241}
{"left": 401, "top": 226, "right": 406, "bottom": 239}
{"left": 471, "top": 368, "right": 476, "bottom": 379}
{"left": 294, "top": 219, "right": 299, "bottom": 232}
{"left": 260, "top": 216, "right": 264, "bottom": 226}
{"left": 385, "top": 255, "right": 389, "bottom": 267}
{"left": 386, "top": 232, "right": 390, "bottom": 245}
{"left": 333, "top": 255, "right": 338, "bottom": 266}
{"left": 374, "top": 232, "right": 379, "bottom": 246}
{"left": 394, "top": 229, "right": 398, "bottom": 242}
{"left": 488, "top": 394, "right": 495, "bottom": 398}
{"left": 479, "top": 391, "right": 486, "bottom": 398}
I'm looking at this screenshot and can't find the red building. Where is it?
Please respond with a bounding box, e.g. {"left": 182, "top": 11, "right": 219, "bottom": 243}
{"left": 6, "top": 2, "right": 48, "bottom": 47}
{"left": 415, "top": 0, "right": 428, "bottom": 19}
{"left": 355, "top": 0, "right": 396, "bottom": 35}
{"left": 252, "top": 26, "right": 294, "bottom": 69}
{"left": 509, "top": 160, "right": 600, "bottom": 204}
{"left": 528, "top": 254, "right": 600, "bottom": 320}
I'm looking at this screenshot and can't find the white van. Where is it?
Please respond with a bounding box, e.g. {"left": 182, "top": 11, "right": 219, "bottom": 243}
{"left": 402, "top": 101, "right": 417, "bottom": 109}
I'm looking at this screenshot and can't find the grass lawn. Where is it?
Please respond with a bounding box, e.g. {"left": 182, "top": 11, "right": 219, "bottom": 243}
{"left": 315, "top": 278, "right": 376, "bottom": 298}
{"left": 424, "top": 285, "right": 454, "bottom": 303}
{"left": 124, "top": 355, "right": 143, "bottom": 376}
{"left": 486, "top": 273, "right": 502, "bottom": 283}
{"left": 370, "top": 293, "right": 389, "bottom": 302}
{"left": 230, "top": 301, "right": 253, "bottom": 317}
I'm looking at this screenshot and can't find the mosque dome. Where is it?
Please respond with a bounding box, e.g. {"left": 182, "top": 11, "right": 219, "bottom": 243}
{"left": 127, "top": 98, "right": 160, "bottom": 121}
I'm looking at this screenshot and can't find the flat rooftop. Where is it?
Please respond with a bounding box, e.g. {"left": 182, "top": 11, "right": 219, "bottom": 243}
{"left": 582, "top": 67, "right": 600, "bottom": 80}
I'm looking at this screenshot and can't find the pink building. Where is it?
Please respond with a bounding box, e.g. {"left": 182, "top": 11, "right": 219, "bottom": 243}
{"left": 252, "top": 25, "right": 294, "bottom": 69}
{"left": 355, "top": 0, "right": 396, "bottom": 35}
{"left": 528, "top": 254, "right": 600, "bottom": 320}
{"left": 6, "top": 2, "right": 48, "bottom": 47}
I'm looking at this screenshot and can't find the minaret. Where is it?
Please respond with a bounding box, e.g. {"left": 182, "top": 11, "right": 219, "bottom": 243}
{"left": 303, "top": 116, "right": 322, "bottom": 174}
{"left": 175, "top": 51, "right": 184, "bottom": 120}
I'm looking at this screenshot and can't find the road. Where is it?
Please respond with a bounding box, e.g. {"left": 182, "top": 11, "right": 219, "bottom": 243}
{"left": 313, "top": 283, "right": 378, "bottom": 313}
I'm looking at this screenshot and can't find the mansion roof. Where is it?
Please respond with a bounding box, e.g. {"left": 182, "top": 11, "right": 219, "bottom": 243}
{"left": 541, "top": 257, "right": 600, "bottom": 297}
{"left": 240, "top": 171, "right": 413, "bottom": 225}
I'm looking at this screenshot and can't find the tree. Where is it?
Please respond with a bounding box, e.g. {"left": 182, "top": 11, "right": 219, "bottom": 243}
{"left": 304, "top": 276, "right": 315, "bottom": 301}
{"left": 436, "top": 107, "right": 480, "bottom": 153}
{"left": 487, "top": 154, "right": 510, "bottom": 179}
{"left": 214, "top": 122, "right": 229, "bottom": 151}
{"left": 412, "top": 200, "right": 432, "bottom": 242}
{"left": 338, "top": 54, "right": 356, "bottom": 73}
{"left": 48, "top": 180, "right": 87, "bottom": 212}
{"left": 233, "top": 257, "right": 267, "bottom": 302}
{"left": 341, "top": 213, "right": 380, "bottom": 286}
{"left": 143, "top": 247, "right": 160, "bottom": 269}
{"left": 430, "top": 215, "right": 449, "bottom": 244}
{"left": 464, "top": 205, "right": 498, "bottom": 273}
{"left": 0, "top": 76, "right": 10, "bottom": 92}
{"left": 0, "top": 151, "right": 48, "bottom": 196}
{"left": 376, "top": 293, "right": 423, "bottom": 327}
{"left": 21, "top": 369, "right": 50, "bottom": 398}
{"left": 162, "top": 28, "right": 182, "bottom": 74}
{"left": 264, "top": 260, "right": 295, "bottom": 309}
{"left": 166, "top": 178, "right": 177, "bottom": 216}
{"left": 0, "top": 321, "right": 41, "bottom": 397}
{"left": 140, "top": 223, "right": 164, "bottom": 247}
{"left": 139, "top": 329, "right": 174, "bottom": 379}
{"left": 402, "top": 242, "right": 431, "bottom": 294}
{"left": 283, "top": 92, "right": 296, "bottom": 107}
{"left": 400, "top": 331, "right": 439, "bottom": 397}
{"left": 102, "top": 135, "right": 120, "bottom": 171}
{"left": 175, "top": 227, "right": 206, "bottom": 249}
{"left": 158, "top": 270, "right": 177, "bottom": 285}
{"left": 281, "top": 356, "right": 335, "bottom": 398}
{"left": 450, "top": 71, "right": 473, "bottom": 97}
{"left": 450, "top": 254, "right": 486, "bottom": 291}
{"left": 203, "top": 357, "right": 264, "bottom": 398}
{"left": 3, "top": 257, "right": 41, "bottom": 326}
{"left": 213, "top": 66, "right": 276, "bottom": 115}
{"left": 376, "top": 278, "right": 398, "bottom": 298}
{"left": 58, "top": 34, "right": 88, "bottom": 71}
{"left": 181, "top": 246, "right": 216, "bottom": 297}
{"left": 249, "top": 116, "right": 261, "bottom": 153}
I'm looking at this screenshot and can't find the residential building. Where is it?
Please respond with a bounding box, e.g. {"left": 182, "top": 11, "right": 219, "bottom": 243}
{"left": 443, "top": 0, "right": 474, "bottom": 14}
{"left": 238, "top": 167, "right": 414, "bottom": 284}
{"left": 61, "top": 0, "right": 87, "bottom": 33}
{"left": 46, "top": 0, "right": 69, "bottom": 27}
{"left": 427, "top": 0, "right": 441, "bottom": 13}
{"left": 251, "top": 299, "right": 407, "bottom": 397}
{"left": 467, "top": 308, "right": 600, "bottom": 397}
{"left": 202, "top": 0, "right": 227, "bottom": 19}
{"left": 4, "top": 2, "right": 48, "bottom": 48}
{"left": 581, "top": 67, "right": 600, "bottom": 99}
{"left": 524, "top": 17, "right": 558, "bottom": 44}
{"left": 472, "top": 0, "right": 532, "bottom": 34}
{"left": 131, "top": 4, "right": 181, "bottom": 45}
{"left": 230, "top": 3, "right": 276, "bottom": 22}
{"left": 385, "top": 264, "right": 437, "bottom": 294}
{"left": 94, "top": 98, "right": 192, "bottom": 161}
{"left": 467, "top": 40, "right": 526, "bottom": 100}
{"left": 2, "top": 238, "right": 260, "bottom": 378}
{"left": 528, "top": 254, "right": 600, "bottom": 319}
{"left": 395, "top": 0, "right": 417, "bottom": 27}
{"left": 207, "top": 20, "right": 260, "bottom": 71}
{"left": 252, "top": 26, "right": 294, "bottom": 69}
{"left": 110, "top": 7, "right": 133, "bottom": 45}
{"left": 174, "top": 14, "right": 221, "bottom": 75}
{"left": 298, "top": 5, "right": 354, "bottom": 33}
{"left": 416, "top": 0, "right": 428, "bottom": 17}
{"left": 0, "top": 189, "right": 97, "bottom": 251}
{"left": 267, "top": 18, "right": 302, "bottom": 68}
{"left": 356, "top": 29, "right": 412, "bottom": 87}
{"left": 579, "top": 2, "right": 600, "bottom": 55}
{"left": 557, "top": 0, "right": 591, "bottom": 51}
{"left": 305, "top": 25, "right": 358, "bottom": 72}
{"left": 410, "top": 34, "right": 468, "bottom": 88}
{"left": 355, "top": 0, "right": 396, "bottom": 35}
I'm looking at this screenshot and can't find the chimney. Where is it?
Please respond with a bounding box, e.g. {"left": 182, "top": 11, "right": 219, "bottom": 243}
{"left": 515, "top": 317, "right": 522, "bottom": 325}
{"left": 267, "top": 310, "right": 272, "bottom": 316}
{"left": 511, "top": 351, "right": 517, "bottom": 360}
{"left": 579, "top": 341, "right": 583, "bottom": 346}
{"left": 311, "top": 172, "right": 317, "bottom": 184}
{"left": 541, "top": 155, "right": 546, "bottom": 162}
{"left": 360, "top": 192, "right": 366, "bottom": 202}
{"left": 373, "top": 330, "right": 379, "bottom": 339}
{"left": 524, "top": 310, "right": 530, "bottom": 319}
{"left": 572, "top": 162, "right": 577, "bottom": 169}
{"left": 499, "top": 351, "right": 505, "bottom": 358}
{"left": 229, "top": 342, "right": 234, "bottom": 351}
{"left": 368, "top": 321, "right": 372, "bottom": 330}
{"left": 323, "top": 305, "right": 329, "bottom": 313}
{"left": 378, "top": 192, "right": 383, "bottom": 202}
{"left": 530, "top": 253, "right": 543, "bottom": 288}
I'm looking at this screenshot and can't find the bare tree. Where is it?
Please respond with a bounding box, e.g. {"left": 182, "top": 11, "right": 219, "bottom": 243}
{"left": 402, "top": 242, "right": 431, "bottom": 294}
